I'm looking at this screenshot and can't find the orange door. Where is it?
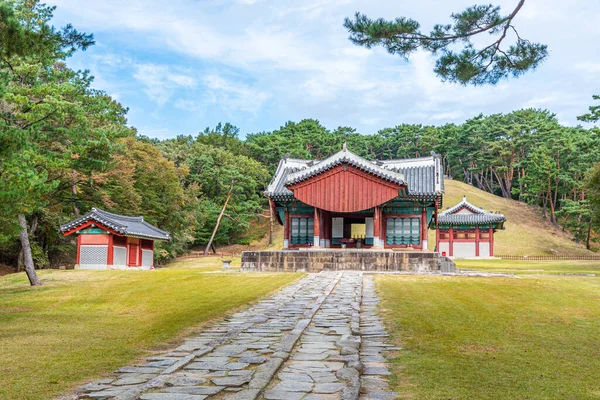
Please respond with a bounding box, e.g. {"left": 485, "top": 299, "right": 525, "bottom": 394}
{"left": 128, "top": 244, "right": 139, "bottom": 266}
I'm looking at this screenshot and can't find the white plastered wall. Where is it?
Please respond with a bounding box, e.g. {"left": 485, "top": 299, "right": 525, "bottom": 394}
{"left": 141, "top": 249, "right": 153, "bottom": 269}
{"left": 452, "top": 242, "right": 477, "bottom": 259}
{"left": 113, "top": 246, "right": 127, "bottom": 267}
{"left": 479, "top": 242, "right": 491, "bottom": 258}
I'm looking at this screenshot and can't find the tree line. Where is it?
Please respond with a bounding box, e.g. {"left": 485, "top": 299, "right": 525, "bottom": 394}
{"left": 1, "top": 1, "right": 599, "bottom": 286}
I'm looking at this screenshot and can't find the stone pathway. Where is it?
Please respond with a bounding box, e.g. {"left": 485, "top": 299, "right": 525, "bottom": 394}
{"left": 71, "top": 272, "right": 396, "bottom": 400}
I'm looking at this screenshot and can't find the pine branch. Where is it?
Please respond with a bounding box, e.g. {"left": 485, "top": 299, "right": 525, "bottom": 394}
{"left": 344, "top": 0, "right": 547, "bottom": 85}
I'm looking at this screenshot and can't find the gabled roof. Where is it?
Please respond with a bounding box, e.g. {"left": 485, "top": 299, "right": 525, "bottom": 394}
{"left": 286, "top": 146, "right": 405, "bottom": 186}
{"left": 438, "top": 196, "right": 506, "bottom": 226}
{"left": 266, "top": 145, "right": 444, "bottom": 200}
{"left": 266, "top": 157, "right": 313, "bottom": 200}
{"left": 60, "top": 208, "right": 171, "bottom": 241}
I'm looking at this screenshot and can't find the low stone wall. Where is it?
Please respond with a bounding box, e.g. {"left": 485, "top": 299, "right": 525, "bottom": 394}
{"left": 241, "top": 250, "right": 456, "bottom": 273}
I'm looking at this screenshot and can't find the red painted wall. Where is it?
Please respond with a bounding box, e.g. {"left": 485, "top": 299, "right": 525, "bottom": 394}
{"left": 287, "top": 164, "right": 403, "bottom": 213}
{"left": 79, "top": 234, "right": 109, "bottom": 245}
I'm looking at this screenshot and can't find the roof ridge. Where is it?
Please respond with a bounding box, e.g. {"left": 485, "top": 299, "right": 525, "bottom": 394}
{"left": 285, "top": 148, "right": 405, "bottom": 186}
{"left": 60, "top": 208, "right": 170, "bottom": 241}
{"left": 441, "top": 196, "right": 498, "bottom": 216}
{"left": 93, "top": 207, "right": 144, "bottom": 222}
{"left": 379, "top": 155, "right": 435, "bottom": 163}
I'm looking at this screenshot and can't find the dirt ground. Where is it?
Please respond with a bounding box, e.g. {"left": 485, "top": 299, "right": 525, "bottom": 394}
{"left": 0, "top": 264, "right": 15, "bottom": 276}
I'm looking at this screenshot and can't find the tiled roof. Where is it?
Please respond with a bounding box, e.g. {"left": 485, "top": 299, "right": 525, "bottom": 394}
{"left": 438, "top": 213, "right": 506, "bottom": 225}
{"left": 286, "top": 147, "right": 405, "bottom": 186}
{"left": 266, "top": 157, "right": 314, "bottom": 199}
{"left": 60, "top": 208, "right": 171, "bottom": 241}
{"left": 266, "top": 146, "right": 444, "bottom": 200}
{"left": 438, "top": 197, "right": 506, "bottom": 226}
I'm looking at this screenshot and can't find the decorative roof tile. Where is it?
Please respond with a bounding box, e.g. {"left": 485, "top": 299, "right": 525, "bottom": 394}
{"left": 60, "top": 208, "right": 171, "bottom": 241}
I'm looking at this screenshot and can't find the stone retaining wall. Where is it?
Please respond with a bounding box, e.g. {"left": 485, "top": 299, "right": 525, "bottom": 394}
{"left": 241, "top": 250, "right": 456, "bottom": 273}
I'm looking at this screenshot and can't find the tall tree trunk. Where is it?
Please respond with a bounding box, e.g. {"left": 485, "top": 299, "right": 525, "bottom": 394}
{"left": 492, "top": 170, "right": 511, "bottom": 198}
{"left": 562, "top": 215, "right": 570, "bottom": 232}
{"left": 204, "top": 182, "right": 234, "bottom": 256}
{"left": 575, "top": 213, "right": 583, "bottom": 243}
{"left": 548, "top": 191, "right": 557, "bottom": 226}
{"left": 17, "top": 248, "right": 24, "bottom": 272}
{"left": 18, "top": 214, "right": 42, "bottom": 286}
{"left": 542, "top": 194, "right": 548, "bottom": 219}
{"left": 586, "top": 219, "right": 592, "bottom": 250}
{"left": 518, "top": 168, "right": 523, "bottom": 201}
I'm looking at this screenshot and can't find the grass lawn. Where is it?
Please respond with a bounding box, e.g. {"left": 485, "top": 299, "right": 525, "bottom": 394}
{"left": 376, "top": 264, "right": 600, "bottom": 399}
{"left": 456, "top": 259, "right": 600, "bottom": 276}
{"left": 0, "top": 261, "right": 301, "bottom": 400}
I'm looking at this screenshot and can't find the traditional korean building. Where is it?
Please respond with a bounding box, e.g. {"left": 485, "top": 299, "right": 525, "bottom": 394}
{"left": 436, "top": 197, "right": 506, "bottom": 258}
{"left": 60, "top": 208, "right": 171, "bottom": 269}
{"left": 266, "top": 145, "right": 444, "bottom": 250}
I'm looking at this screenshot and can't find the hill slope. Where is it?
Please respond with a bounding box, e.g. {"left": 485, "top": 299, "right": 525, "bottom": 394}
{"left": 430, "top": 179, "right": 594, "bottom": 256}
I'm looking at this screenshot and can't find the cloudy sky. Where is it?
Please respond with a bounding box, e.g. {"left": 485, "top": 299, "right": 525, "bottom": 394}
{"left": 51, "top": 0, "right": 600, "bottom": 139}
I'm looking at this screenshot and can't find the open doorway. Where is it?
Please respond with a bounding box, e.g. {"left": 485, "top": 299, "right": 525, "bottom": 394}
{"left": 331, "top": 216, "right": 374, "bottom": 247}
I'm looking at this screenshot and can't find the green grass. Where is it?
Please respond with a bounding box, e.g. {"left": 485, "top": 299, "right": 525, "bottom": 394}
{"left": 376, "top": 264, "right": 600, "bottom": 399}
{"left": 166, "top": 256, "right": 242, "bottom": 270}
{"left": 456, "top": 259, "right": 600, "bottom": 276}
{"left": 0, "top": 263, "right": 301, "bottom": 400}
{"left": 429, "top": 179, "right": 596, "bottom": 256}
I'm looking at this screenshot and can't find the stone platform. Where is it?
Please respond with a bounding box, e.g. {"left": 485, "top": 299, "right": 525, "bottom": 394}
{"left": 241, "top": 250, "right": 456, "bottom": 273}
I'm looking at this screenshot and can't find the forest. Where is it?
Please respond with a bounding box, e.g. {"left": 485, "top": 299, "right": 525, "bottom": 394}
{"left": 1, "top": 1, "right": 600, "bottom": 274}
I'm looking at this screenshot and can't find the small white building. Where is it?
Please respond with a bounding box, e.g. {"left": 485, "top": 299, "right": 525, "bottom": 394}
{"left": 436, "top": 197, "right": 505, "bottom": 259}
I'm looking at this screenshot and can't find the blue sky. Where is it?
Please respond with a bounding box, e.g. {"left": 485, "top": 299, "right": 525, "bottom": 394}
{"left": 51, "top": 0, "right": 600, "bottom": 139}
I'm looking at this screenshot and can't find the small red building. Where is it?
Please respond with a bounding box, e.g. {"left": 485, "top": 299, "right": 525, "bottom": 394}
{"left": 60, "top": 208, "right": 171, "bottom": 270}
{"left": 436, "top": 197, "right": 505, "bottom": 258}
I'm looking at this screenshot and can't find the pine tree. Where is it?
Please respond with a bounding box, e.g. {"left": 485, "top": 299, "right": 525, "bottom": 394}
{"left": 344, "top": 1, "right": 547, "bottom": 85}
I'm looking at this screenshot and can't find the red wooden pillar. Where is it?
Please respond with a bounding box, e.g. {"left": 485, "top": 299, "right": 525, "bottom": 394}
{"left": 138, "top": 242, "right": 143, "bottom": 267}
{"left": 448, "top": 227, "right": 454, "bottom": 257}
{"left": 435, "top": 227, "right": 440, "bottom": 253}
{"left": 107, "top": 234, "right": 114, "bottom": 266}
{"left": 380, "top": 207, "right": 385, "bottom": 247}
{"left": 373, "top": 206, "right": 380, "bottom": 248}
{"left": 313, "top": 208, "right": 321, "bottom": 247}
{"left": 76, "top": 234, "right": 82, "bottom": 265}
{"left": 284, "top": 208, "right": 290, "bottom": 249}
{"left": 489, "top": 227, "right": 494, "bottom": 257}
{"left": 475, "top": 227, "right": 480, "bottom": 257}
{"left": 151, "top": 240, "right": 155, "bottom": 267}
{"left": 324, "top": 211, "right": 330, "bottom": 248}
{"left": 321, "top": 211, "right": 326, "bottom": 247}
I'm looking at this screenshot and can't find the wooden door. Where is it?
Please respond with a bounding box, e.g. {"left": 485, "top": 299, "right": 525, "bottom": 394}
{"left": 128, "top": 244, "right": 139, "bottom": 266}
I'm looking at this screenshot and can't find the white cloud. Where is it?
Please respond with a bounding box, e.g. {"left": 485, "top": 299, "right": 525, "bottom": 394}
{"left": 51, "top": 0, "right": 600, "bottom": 137}
{"left": 203, "top": 74, "right": 271, "bottom": 114}
{"left": 133, "top": 64, "right": 197, "bottom": 105}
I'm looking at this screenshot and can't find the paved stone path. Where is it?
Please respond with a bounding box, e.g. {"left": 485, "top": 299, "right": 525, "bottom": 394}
{"left": 72, "top": 272, "right": 396, "bottom": 400}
